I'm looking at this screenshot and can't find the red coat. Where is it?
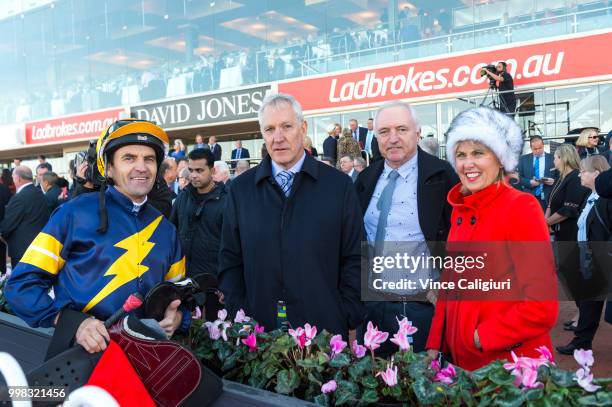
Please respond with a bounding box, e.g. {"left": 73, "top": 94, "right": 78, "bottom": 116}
{"left": 426, "top": 182, "right": 558, "bottom": 371}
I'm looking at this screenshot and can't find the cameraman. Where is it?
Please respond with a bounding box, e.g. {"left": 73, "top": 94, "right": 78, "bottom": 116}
{"left": 483, "top": 61, "right": 516, "bottom": 115}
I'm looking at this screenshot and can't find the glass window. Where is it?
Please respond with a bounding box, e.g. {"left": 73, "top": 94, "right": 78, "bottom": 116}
{"left": 412, "top": 103, "right": 437, "bottom": 139}
{"left": 553, "top": 85, "right": 599, "bottom": 136}
{"left": 599, "top": 83, "right": 612, "bottom": 134}
{"left": 340, "top": 110, "right": 373, "bottom": 133}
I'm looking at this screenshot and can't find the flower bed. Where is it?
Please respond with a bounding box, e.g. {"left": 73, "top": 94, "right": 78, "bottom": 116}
{"left": 186, "top": 309, "right": 612, "bottom": 406}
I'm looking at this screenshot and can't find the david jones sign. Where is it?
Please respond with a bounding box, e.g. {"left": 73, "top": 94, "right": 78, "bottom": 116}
{"left": 130, "top": 86, "right": 270, "bottom": 129}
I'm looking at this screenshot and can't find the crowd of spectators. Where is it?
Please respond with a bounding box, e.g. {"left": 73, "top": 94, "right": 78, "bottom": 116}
{"left": 2, "top": 1, "right": 610, "bottom": 125}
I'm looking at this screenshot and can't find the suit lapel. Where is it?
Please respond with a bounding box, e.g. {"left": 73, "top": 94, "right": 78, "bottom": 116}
{"left": 525, "top": 153, "right": 534, "bottom": 178}
{"left": 357, "top": 160, "right": 384, "bottom": 215}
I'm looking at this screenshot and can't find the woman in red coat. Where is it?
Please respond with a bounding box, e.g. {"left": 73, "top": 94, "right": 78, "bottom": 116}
{"left": 426, "top": 108, "right": 558, "bottom": 371}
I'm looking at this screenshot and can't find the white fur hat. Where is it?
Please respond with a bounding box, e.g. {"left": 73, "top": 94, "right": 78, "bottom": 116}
{"left": 445, "top": 107, "right": 524, "bottom": 172}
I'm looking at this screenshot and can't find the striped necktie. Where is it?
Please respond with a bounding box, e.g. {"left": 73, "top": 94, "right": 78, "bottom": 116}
{"left": 277, "top": 170, "right": 295, "bottom": 197}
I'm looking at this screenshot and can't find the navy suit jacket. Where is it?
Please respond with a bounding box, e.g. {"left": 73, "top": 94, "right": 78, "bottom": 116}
{"left": 210, "top": 144, "right": 222, "bottom": 161}
{"left": 231, "top": 148, "right": 250, "bottom": 168}
{"left": 356, "top": 127, "right": 368, "bottom": 147}
{"left": 0, "top": 184, "right": 50, "bottom": 261}
{"left": 517, "top": 153, "right": 556, "bottom": 200}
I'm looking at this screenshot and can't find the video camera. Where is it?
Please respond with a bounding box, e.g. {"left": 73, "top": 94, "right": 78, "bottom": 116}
{"left": 74, "top": 140, "right": 102, "bottom": 187}
{"left": 479, "top": 64, "right": 497, "bottom": 87}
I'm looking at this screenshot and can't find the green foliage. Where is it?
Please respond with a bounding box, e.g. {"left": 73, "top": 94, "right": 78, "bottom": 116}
{"left": 182, "top": 314, "right": 612, "bottom": 406}
{"left": 275, "top": 369, "right": 300, "bottom": 394}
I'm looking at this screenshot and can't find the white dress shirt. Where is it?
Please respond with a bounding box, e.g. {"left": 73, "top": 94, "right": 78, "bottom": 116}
{"left": 364, "top": 153, "right": 424, "bottom": 242}
{"left": 364, "top": 153, "right": 434, "bottom": 295}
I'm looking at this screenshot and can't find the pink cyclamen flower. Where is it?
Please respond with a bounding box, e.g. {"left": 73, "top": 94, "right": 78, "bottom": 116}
{"left": 304, "top": 324, "right": 317, "bottom": 346}
{"left": 288, "top": 327, "right": 306, "bottom": 349}
{"left": 504, "top": 350, "right": 548, "bottom": 390}
{"left": 321, "top": 380, "right": 337, "bottom": 394}
{"left": 511, "top": 366, "right": 542, "bottom": 389}
{"left": 351, "top": 340, "right": 367, "bottom": 359}
{"left": 390, "top": 331, "right": 410, "bottom": 352}
{"left": 241, "top": 333, "right": 257, "bottom": 352}
{"left": 220, "top": 322, "right": 230, "bottom": 341}
{"left": 330, "top": 335, "right": 347, "bottom": 357}
{"left": 376, "top": 363, "right": 398, "bottom": 387}
{"left": 575, "top": 368, "right": 601, "bottom": 392}
{"left": 364, "top": 321, "right": 389, "bottom": 352}
{"left": 217, "top": 309, "right": 228, "bottom": 321}
{"left": 430, "top": 359, "right": 441, "bottom": 372}
{"left": 503, "top": 351, "right": 547, "bottom": 372}
{"left": 193, "top": 306, "right": 202, "bottom": 320}
{"left": 535, "top": 346, "right": 553, "bottom": 363}
{"left": 255, "top": 323, "right": 265, "bottom": 334}
{"left": 574, "top": 349, "right": 595, "bottom": 370}
{"left": 433, "top": 364, "right": 457, "bottom": 385}
{"left": 204, "top": 321, "right": 221, "bottom": 340}
{"left": 234, "top": 309, "right": 251, "bottom": 324}
{"left": 396, "top": 317, "right": 418, "bottom": 336}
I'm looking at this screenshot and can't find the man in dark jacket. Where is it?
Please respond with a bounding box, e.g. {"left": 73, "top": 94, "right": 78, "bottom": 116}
{"left": 230, "top": 140, "right": 250, "bottom": 169}
{"left": 0, "top": 166, "right": 50, "bottom": 268}
{"left": 42, "top": 171, "right": 61, "bottom": 211}
{"left": 354, "top": 101, "right": 458, "bottom": 355}
{"left": 171, "top": 148, "right": 227, "bottom": 321}
{"left": 517, "top": 136, "right": 556, "bottom": 210}
{"left": 219, "top": 93, "right": 366, "bottom": 338}
{"left": 171, "top": 148, "right": 227, "bottom": 277}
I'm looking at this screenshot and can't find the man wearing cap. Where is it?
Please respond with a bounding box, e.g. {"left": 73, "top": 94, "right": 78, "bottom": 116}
{"left": 5, "top": 119, "right": 187, "bottom": 354}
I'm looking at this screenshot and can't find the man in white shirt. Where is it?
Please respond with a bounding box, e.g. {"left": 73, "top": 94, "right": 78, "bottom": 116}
{"left": 354, "top": 101, "right": 458, "bottom": 355}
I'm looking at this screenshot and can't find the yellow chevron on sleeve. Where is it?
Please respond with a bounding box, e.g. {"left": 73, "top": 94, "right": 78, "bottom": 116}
{"left": 165, "top": 256, "right": 186, "bottom": 282}
{"left": 20, "top": 232, "right": 65, "bottom": 275}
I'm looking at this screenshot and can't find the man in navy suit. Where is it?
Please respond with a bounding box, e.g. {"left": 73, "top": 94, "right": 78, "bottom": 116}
{"left": 0, "top": 166, "right": 50, "bottom": 268}
{"left": 349, "top": 119, "right": 368, "bottom": 148}
{"left": 208, "top": 136, "right": 222, "bottom": 161}
{"left": 517, "top": 135, "right": 556, "bottom": 210}
{"left": 362, "top": 118, "right": 381, "bottom": 162}
{"left": 230, "top": 140, "right": 250, "bottom": 168}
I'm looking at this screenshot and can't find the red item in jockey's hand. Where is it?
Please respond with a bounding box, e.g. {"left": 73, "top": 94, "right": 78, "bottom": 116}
{"left": 87, "top": 339, "right": 155, "bottom": 407}
{"left": 104, "top": 293, "right": 144, "bottom": 328}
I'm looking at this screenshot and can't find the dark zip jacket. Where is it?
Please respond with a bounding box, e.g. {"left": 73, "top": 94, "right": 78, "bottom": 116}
{"left": 170, "top": 182, "right": 227, "bottom": 276}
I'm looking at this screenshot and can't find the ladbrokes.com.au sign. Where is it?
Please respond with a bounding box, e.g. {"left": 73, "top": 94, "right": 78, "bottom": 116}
{"left": 25, "top": 108, "right": 125, "bottom": 145}
{"left": 278, "top": 31, "right": 612, "bottom": 111}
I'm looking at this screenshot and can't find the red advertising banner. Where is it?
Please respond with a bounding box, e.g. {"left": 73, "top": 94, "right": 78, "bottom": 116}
{"left": 25, "top": 108, "right": 125, "bottom": 145}
{"left": 278, "top": 31, "right": 612, "bottom": 111}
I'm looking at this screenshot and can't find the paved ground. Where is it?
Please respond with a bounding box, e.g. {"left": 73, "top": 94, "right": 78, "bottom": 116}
{"left": 552, "top": 301, "right": 611, "bottom": 377}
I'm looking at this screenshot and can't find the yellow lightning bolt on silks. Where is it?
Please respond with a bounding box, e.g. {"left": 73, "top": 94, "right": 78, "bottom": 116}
{"left": 82, "top": 216, "right": 163, "bottom": 313}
